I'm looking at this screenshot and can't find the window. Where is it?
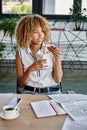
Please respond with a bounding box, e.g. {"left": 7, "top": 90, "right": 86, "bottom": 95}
{"left": 2, "top": 0, "right": 32, "bottom": 14}
{"left": 42, "top": 0, "right": 73, "bottom": 15}
{"left": 0, "top": 0, "right": 86, "bottom": 20}
{"left": 82, "top": 0, "right": 87, "bottom": 15}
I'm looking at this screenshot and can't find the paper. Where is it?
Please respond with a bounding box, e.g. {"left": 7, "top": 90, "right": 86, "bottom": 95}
{"left": 61, "top": 100, "right": 87, "bottom": 121}
{"left": 48, "top": 94, "right": 87, "bottom": 103}
{"left": 62, "top": 116, "right": 87, "bottom": 130}
{"left": 49, "top": 94, "right": 87, "bottom": 121}
{"left": 30, "top": 100, "right": 57, "bottom": 118}
{"left": 49, "top": 100, "right": 67, "bottom": 115}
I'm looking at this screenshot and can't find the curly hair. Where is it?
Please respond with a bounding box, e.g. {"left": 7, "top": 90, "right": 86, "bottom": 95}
{"left": 15, "top": 14, "right": 50, "bottom": 48}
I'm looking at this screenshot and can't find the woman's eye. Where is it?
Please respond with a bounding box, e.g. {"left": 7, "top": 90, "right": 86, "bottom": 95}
{"left": 34, "top": 31, "right": 38, "bottom": 33}
{"left": 33, "top": 30, "right": 44, "bottom": 34}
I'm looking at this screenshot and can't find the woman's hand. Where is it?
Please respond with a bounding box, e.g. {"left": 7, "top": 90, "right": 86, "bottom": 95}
{"left": 47, "top": 46, "right": 61, "bottom": 59}
{"left": 29, "top": 59, "right": 48, "bottom": 71}
{"left": 47, "top": 46, "right": 63, "bottom": 83}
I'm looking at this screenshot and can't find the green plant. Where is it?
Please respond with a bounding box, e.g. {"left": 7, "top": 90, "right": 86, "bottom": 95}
{"left": 0, "top": 17, "right": 20, "bottom": 60}
{"left": 0, "top": 17, "right": 18, "bottom": 44}
{"left": 69, "top": 4, "right": 87, "bottom": 30}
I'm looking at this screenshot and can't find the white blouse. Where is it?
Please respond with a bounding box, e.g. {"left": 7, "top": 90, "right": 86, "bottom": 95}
{"left": 18, "top": 43, "right": 59, "bottom": 88}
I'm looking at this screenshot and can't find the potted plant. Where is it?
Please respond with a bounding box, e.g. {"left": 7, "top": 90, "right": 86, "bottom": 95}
{"left": 0, "top": 17, "right": 20, "bottom": 60}
{"left": 0, "top": 17, "right": 18, "bottom": 44}
{"left": 69, "top": 4, "right": 87, "bottom": 30}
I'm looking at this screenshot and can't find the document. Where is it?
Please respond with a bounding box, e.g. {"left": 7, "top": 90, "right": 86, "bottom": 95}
{"left": 61, "top": 100, "right": 87, "bottom": 121}
{"left": 49, "top": 94, "right": 87, "bottom": 103}
{"left": 62, "top": 116, "right": 87, "bottom": 130}
{"left": 30, "top": 100, "right": 66, "bottom": 118}
{"left": 49, "top": 94, "right": 87, "bottom": 121}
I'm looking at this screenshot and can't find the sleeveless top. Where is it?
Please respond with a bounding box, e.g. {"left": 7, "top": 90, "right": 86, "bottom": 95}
{"left": 18, "top": 43, "right": 59, "bottom": 88}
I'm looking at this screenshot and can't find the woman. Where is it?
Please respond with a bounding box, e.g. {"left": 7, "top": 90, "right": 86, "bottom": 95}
{"left": 15, "top": 14, "right": 63, "bottom": 94}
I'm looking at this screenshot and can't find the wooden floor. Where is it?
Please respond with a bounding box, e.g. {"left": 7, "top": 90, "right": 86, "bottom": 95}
{"left": 0, "top": 68, "right": 87, "bottom": 94}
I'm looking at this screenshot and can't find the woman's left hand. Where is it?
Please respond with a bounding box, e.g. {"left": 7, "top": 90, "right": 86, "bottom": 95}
{"left": 47, "top": 46, "right": 61, "bottom": 59}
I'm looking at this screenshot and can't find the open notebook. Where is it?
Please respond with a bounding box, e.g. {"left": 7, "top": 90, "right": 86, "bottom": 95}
{"left": 30, "top": 100, "right": 66, "bottom": 118}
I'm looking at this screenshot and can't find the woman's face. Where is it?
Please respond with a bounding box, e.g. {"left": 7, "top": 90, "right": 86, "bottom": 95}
{"left": 31, "top": 26, "right": 45, "bottom": 45}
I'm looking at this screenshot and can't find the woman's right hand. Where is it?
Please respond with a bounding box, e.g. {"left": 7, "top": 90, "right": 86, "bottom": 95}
{"left": 29, "top": 59, "right": 48, "bottom": 71}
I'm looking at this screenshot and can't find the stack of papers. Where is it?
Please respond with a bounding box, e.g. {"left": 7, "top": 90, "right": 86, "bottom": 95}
{"left": 49, "top": 94, "right": 87, "bottom": 121}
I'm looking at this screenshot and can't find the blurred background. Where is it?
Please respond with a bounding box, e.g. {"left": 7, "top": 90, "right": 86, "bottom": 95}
{"left": 0, "top": 0, "right": 87, "bottom": 94}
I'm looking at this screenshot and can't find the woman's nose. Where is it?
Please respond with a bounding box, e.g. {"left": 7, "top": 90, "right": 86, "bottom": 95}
{"left": 38, "top": 32, "right": 43, "bottom": 36}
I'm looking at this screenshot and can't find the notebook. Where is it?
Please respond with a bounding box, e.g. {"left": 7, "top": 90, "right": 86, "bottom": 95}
{"left": 30, "top": 100, "right": 66, "bottom": 118}
{"left": 30, "top": 100, "right": 56, "bottom": 118}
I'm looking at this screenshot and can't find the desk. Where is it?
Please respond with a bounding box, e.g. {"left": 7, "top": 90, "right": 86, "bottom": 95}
{"left": 0, "top": 94, "right": 66, "bottom": 130}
